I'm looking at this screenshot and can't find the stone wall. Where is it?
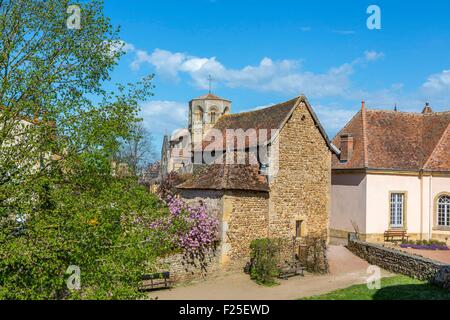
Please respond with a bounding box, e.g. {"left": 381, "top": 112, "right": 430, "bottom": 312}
{"left": 155, "top": 247, "right": 221, "bottom": 283}
{"left": 347, "top": 234, "right": 450, "bottom": 290}
{"left": 171, "top": 100, "right": 333, "bottom": 283}
{"left": 177, "top": 189, "right": 271, "bottom": 277}
{"left": 179, "top": 189, "right": 223, "bottom": 217}
{"left": 269, "top": 101, "right": 331, "bottom": 246}
{"left": 223, "top": 190, "right": 270, "bottom": 271}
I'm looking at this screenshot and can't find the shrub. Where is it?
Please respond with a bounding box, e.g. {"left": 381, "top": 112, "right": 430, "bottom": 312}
{"left": 151, "top": 196, "right": 219, "bottom": 269}
{"left": 248, "top": 238, "right": 281, "bottom": 286}
{"left": 300, "top": 236, "right": 329, "bottom": 274}
{"left": 400, "top": 239, "right": 448, "bottom": 251}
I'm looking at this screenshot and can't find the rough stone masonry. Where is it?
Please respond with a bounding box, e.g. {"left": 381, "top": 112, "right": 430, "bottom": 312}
{"left": 347, "top": 234, "right": 450, "bottom": 290}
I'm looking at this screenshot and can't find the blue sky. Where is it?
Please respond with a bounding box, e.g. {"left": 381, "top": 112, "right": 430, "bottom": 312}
{"left": 103, "top": 0, "right": 450, "bottom": 154}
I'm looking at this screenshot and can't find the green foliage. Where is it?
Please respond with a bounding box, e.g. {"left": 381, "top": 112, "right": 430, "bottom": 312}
{"left": 0, "top": 175, "right": 173, "bottom": 299}
{"left": 301, "top": 275, "right": 450, "bottom": 300}
{"left": 301, "top": 236, "right": 329, "bottom": 274}
{"left": 249, "top": 238, "right": 281, "bottom": 286}
{"left": 0, "top": 0, "right": 172, "bottom": 299}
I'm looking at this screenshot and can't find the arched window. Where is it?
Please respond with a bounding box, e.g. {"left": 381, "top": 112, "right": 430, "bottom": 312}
{"left": 210, "top": 111, "right": 217, "bottom": 123}
{"left": 223, "top": 106, "right": 230, "bottom": 115}
{"left": 209, "top": 106, "right": 218, "bottom": 123}
{"left": 193, "top": 106, "right": 203, "bottom": 122}
{"left": 437, "top": 195, "right": 450, "bottom": 227}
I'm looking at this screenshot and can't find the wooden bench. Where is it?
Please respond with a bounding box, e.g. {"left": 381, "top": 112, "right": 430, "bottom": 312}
{"left": 140, "top": 272, "right": 172, "bottom": 291}
{"left": 384, "top": 230, "right": 409, "bottom": 243}
{"left": 277, "top": 261, "right": 305, "bottom": 280}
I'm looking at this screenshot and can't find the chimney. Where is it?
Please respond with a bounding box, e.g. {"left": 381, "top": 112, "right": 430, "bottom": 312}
{"left": 339, "top": 134, "right": 354, "bottom": 162}
{"left": 422, "top": 102, "right": 433, "bottom": 114}
{"left": 361, "top": 100, "right": 365, "bottom": 111}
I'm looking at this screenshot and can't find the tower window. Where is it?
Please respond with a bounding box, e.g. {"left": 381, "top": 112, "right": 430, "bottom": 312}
{"left": 210, "top": 111, "right": 217, "bottom": 123}
{"left": 193, "top": 106, "right": 203, "bottom": 122}
{"left": 295, "top": 220, "right": 304, "bottom": 238}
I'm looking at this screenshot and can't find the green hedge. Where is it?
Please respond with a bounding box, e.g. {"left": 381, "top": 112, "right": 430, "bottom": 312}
{"left": 249, "top": 238, "right": 281, "bottom": 286}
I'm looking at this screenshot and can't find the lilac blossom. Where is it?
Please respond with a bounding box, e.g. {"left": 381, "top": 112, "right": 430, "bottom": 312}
{"left": 151, "top": 195, "right": 219, "bottom": 256}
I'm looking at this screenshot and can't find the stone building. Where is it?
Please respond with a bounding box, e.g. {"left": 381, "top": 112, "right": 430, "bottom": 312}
{"left": 174, "top": 95, "right": 338, "bottom": 273}
{"left": 160, "top": 93, "right": 231, "bottom": 176}
{"left": 330, "top": 102, "right": 450, "bottom": 244}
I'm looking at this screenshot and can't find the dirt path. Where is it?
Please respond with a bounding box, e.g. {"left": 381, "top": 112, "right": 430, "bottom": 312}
{"left": 148, "top": 246, "right": 393, "bottom": 300}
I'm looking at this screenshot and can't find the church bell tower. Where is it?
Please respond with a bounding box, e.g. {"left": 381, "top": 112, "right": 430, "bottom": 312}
{"left": 188, "top": 92, "right": 232, "bottom": 148}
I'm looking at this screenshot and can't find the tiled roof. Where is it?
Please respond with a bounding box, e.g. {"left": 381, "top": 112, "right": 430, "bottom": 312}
{"left": 199, "top": 95, "right": 337, "bottom": 152}
{"left": 200, "top": 97, "right": 299, "bottom": 150}
{"left": 332, "top": 107, "right": 450, "bottom": 172}
{"left": 180, "top": 95, "right": 337, "bottom": 191}
{"left": 191, "top": 93, "right": 231, "bottom": 102}
{"left": 176, "top": 164, "right": 269, "bottom": 192}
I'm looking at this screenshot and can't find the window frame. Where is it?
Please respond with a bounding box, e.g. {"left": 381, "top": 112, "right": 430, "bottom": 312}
{"left": 389, "top": 191, "right": 407, "bottom": 230}
{"left": 193, "top": 106, "right": 203, "bottom": 122}
{"left": 295, "top": 220, "right": 304, "bottom": 239}
{"left": 434, "top": 193, "right": 450, "bottom": 231}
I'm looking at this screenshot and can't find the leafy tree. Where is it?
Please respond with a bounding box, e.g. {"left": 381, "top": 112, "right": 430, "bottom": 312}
{"left": 0, "top": 0, "right": 192, "bottom": 299}
{"left": 115, "top": 123, "right": 157, "bottom": 175}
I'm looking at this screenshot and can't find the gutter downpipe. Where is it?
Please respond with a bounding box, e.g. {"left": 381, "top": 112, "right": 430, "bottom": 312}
{"left": 429, "top": 174, "right": 433, "bottom": 240}
{"left": 419, "top": 170, "right": 423, "bottom": 240}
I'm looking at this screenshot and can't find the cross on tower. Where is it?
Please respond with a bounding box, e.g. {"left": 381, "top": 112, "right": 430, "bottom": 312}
{"left": 207, "top": 74, "right": 214, "bottom": 94}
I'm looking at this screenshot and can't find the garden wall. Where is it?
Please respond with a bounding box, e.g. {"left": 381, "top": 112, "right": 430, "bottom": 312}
{"left": 347, "top": 234, "right": 450, "bottom": 290}
{"left": 155, "top": 246, "right": 221, "bottom": 283}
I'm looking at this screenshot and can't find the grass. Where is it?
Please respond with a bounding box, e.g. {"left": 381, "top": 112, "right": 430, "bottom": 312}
{"left": 301, "top": 275, "right": 450, "bottom": 300}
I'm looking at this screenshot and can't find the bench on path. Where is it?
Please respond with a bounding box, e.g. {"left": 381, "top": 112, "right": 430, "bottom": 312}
{"left": 140, "top": 272, "right": 172, "bottom": 291}
{"left": 277, "top": 261, "right": 305, "bottom": 280}
{"left": 384, "top": 230, "right": 409, "bottom": 243}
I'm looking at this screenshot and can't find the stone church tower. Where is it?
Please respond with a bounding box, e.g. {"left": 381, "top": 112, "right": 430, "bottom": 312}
{"left": 160, "top": 92, "right": 232, "bottom": 177}
{"left": 188, "top": 93, "right": 231, "bottom": 147}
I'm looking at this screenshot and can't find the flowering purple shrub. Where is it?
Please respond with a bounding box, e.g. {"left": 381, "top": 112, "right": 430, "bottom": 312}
{"left": 400, "top": 243, "right": 449, "bottom": 251}
{"left": 151, "top": 196, "right": 219, "bottom": 261}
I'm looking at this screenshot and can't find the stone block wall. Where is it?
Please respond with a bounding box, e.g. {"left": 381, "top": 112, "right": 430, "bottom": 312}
{"left": 223, "top": 190, "right": 270, "bottom": 271}
{"left": 155, "top": 248, "right": 221, "bottom": 283}
{"left": 347, "top": 234, "right": 450, "bottom": 290}
{"left": 269, "top": 101, "right": 331, "bottom": 245}
{"left": 177, "top": 189, "right": 271, "bottom": 277}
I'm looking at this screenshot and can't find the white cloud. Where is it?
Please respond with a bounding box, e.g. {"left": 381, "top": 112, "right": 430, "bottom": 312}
{"left": 103, "top": 40, "right": 135, "bottom": 58}
{"left": 127, "top": 47, "right": 386, "bottom": 98}
{"left": 422, "top": 70, "right": 450, "bottom": 96}
{"left": 139, "top": 100, "right": 187, "bottom": 135}
{"left": 364, "top": 50, "right": 385, "bottom": 62}
{"left": 314, "top": 104, "right": 357, "bottom": 137}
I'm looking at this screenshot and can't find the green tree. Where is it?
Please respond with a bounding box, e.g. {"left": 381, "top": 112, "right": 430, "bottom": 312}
{"left": 0, "top": 0, "right": 172, "bottom": 299}
{"left": 115, "top": 123, "right": 157, "bottom": 175}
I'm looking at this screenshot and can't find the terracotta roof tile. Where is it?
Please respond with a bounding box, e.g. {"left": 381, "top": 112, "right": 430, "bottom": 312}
{"left": 332, "top": 108, "right": 450, "bottom": 171}
{"left": 191, "top": 93, "right": 231, "bottom": 102}
{"left": 182, "top": 96, "right": 337, "bottom": 191}
{"left": 176, "top": 164, "right": 269, "bottom": 192}
{"left": 199, "top": 97, "right": 299, "bottom": 151}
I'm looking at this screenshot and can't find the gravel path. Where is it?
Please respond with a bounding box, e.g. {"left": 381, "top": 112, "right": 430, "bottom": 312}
{"left": 147, "top": 246, "right": 393, "bottom": 300}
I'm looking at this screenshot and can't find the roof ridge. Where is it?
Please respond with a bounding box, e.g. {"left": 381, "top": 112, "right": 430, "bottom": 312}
{"left": 226, "top": 96, "right": 301, "bottom": 118}
{"left": 331, "top": 109, "right": 362, "bottom": 141}
{"left": 365, "top": 109, "right": 450, "bottom": 115}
